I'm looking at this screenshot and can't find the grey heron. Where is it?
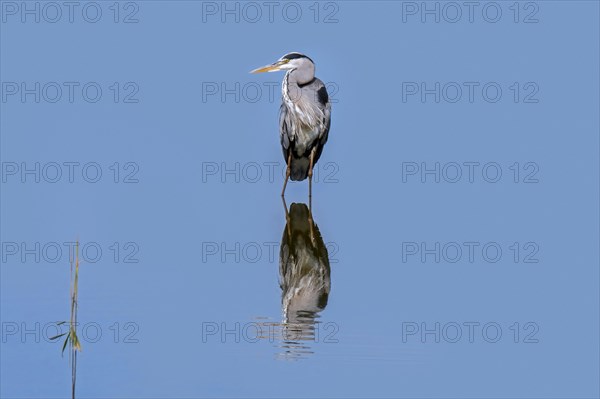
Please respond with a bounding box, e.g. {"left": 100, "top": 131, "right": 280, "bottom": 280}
{"left": 251, "top": 53, "right": 332, "bottom": 198}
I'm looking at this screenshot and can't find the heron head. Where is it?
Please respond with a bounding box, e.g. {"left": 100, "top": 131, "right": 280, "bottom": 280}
{"left": 250, "top": 52, "right": 314, "bottom": 74}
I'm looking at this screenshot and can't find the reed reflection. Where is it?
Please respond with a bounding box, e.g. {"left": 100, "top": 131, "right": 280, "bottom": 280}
{"left": 275, "top": 200, "right": 331, "bottom": 359}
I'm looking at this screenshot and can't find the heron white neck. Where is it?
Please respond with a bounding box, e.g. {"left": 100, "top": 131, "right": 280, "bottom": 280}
{"left": 286, "top": 64, "right": 315, "bottom": 86}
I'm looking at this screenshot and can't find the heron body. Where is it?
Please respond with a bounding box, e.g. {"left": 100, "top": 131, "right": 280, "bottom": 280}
{"left": 251, "top": 53, "right": 332, "bottom": 197}
{"left": 280, "top": 75, "right": 330, "bottom": 181}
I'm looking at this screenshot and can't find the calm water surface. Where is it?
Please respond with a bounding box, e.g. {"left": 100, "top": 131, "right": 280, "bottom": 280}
{"left": 1, "top": 2, "right": 599, "bottom": 398}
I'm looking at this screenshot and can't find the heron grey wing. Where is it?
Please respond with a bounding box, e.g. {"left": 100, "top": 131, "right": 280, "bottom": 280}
{"left": 320, "top": 98, "right": 331, "bottom": 144}
{"left": 279, "top": 103, "right": 292, "bottom": 159}
{"left": 313, "top": 79, "right": 331, "bottom": 142}
{"left": 311, "top": 79, "right": 331, "bottom": 163}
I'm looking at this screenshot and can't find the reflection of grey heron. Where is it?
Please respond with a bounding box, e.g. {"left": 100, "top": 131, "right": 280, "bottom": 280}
{"left": 251, "top": 53, "right": 332, "bottom": 198}
{"left": 278, "top": 201, "right": 331, "bottom": 358}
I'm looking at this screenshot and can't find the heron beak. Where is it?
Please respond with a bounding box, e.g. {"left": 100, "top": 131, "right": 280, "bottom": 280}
{"left": 250, "top": 60, "right": 288, "bottom": 73}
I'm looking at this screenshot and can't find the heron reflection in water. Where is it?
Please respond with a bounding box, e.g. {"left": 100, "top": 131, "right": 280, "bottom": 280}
{"left": 276, "top": 200, "right": 331, "bottom": 359}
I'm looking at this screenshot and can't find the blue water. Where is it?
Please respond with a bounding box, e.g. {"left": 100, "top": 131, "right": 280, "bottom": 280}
{"left": 1, "top": 1, "right": 599, "bottom": 398}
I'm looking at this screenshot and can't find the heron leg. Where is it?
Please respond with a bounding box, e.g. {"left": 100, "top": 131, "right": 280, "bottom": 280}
{"left": 281, "top": 152, "right": 291, "bottom": 197}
